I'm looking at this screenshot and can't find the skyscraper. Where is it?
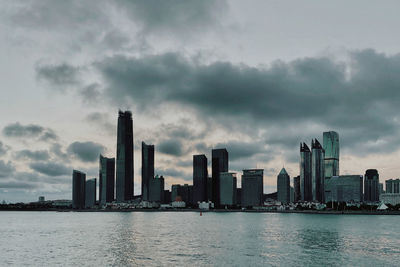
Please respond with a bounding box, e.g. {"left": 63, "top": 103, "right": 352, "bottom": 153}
{"left": 85, "top": 178, "right": 96, "bottom": 208}
{"left": 149, "top": 175, "right": 164, "bottom": 203}
{"left": 386, "top": 179, "right": 400, "bottom": 193}
{"left": 72, "top": 170, "right": 86, "bottom": 209}
{"left": 99, "top": 155, "right": 115, "bottom": 205}
{"left": 364, "top": 169, "right": 379, "bottom": 202}
{"left": 312, "top": 139, "right": 325, "bottom": 203}
{"left": 241, "top": 169, "right": 264, "bottom": 208}
{"left": 323, "top": 131, "right": 339, "bottom": 178}
{"left": 193, "top": 154, "right": 208, "bottom": 204}
{"left": 219, "top": 172, "right": 237, "bottom": 207}
{"left": 116, "top": 110, "right": 134, "bottom": 202}
{"left": 293, "top": 175, "right": 301, "bottom": 202}
{"left": 300, "top": 143, "right": 312, "bottom": 201}
{"left": 324, "top": 175, "right": 363, "bottom": 203}
{"left": 212, "top": 148, "right": 228, "bottom": 207}
{"left": 277, "top": 168, "right": 290, "bottom": 204}
{"left": 142, "top": 141, "right": 154, "bottom": 201}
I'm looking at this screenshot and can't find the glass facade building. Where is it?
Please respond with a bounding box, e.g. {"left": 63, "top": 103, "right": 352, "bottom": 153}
{"left": 212, "top": 148, "right": 228, "bottom": 207}
{"left": 72, "top": 170, "right": 86, "bottom": 209}
{"left": 241, "top": 169, "right": 264, "bottom": 208}
{"left": 277, "top": 168, "right": 290, "bottom": 204}
{"left": 323, "top": 131, "right": 339, "bottom": 178}
{"left": 142, "top": 142, "right": 154, "bottom": 201}
{"left": 193, "top": 154, "right": 208, "bottom": 204}
{"left": 99, "top": 155, "right": 115, "bottom": 205}
{"left": 364, "top": 169, "right": 379, "bottom": 202}
{"left": 85, "top": 178, "right": 96, "bottom": 208}
{"left": 300, "top": 143, "right": 312, "bottom": 201}
{"left": 312, "top": 139, "right": 325, "bottom": 203}
{"left": 324, "top": 175, "right": 363, "bottom": 203}
{"left": 219, "top": 172, "right": 237, "bottom": 207}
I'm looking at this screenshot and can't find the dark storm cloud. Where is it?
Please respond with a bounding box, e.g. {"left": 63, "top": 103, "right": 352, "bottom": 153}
{"left": 214, "top": 141, "right": 267, "bottom": 161}
{"left": 0, "top": 141, "right": 10, "bottom": 156}
{"left": 95, "top": 49, "right": 400, "bottom": 156}
{"left": 0, "top": 181, "right": 37, "bottom": 190}
{"left": 67, "top": 141, "right": 105, "bottom": 162}
{"left": 50, "top": 143, "right": 69, "bottom": 160}
{"left": 29, "top": 162, "right": 70, "bottom": 177}
{"left": 36, "top": 63, "right": 81, "bottom": 91}
{"left": 14, "top": 149, "right": 50, "bottom": 161}
{"left": 0, "top": 160, "right": 15, "bottom": 178}
{"left": 156, "top": 167, "right": 191, "bottom": 182}
{"left": 3, "top": 122, "right": 58, "bottom": 141}
{"left": 157, "top": 139, "right": 185, "bottom": 157}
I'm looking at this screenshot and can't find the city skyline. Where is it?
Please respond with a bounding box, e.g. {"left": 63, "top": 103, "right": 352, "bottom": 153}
{"left": 3, "top": 1, "right": 400, "bottom": 202}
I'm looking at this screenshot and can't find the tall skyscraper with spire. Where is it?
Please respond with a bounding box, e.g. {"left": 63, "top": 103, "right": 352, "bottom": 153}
{"left": 116, "top": 110, "right": 134, "bottom": 202}
{"left": 142, "top": 141, "right": 154, "bottom": 201}
{"left": 323, "top": 131, "right": 339, "bottom": 178}
{"left": 300, "top": 143, "right": 312, "bottom": 201}
{"left": 277, "top": 168, "right": 290, "bottom": 203}
{"left": 312, "top": 139, "right": 325, "bottom": 203}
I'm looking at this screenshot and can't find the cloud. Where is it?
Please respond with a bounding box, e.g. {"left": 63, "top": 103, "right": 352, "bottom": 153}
{"left": 3, "top": 122, "right": 58, "bottom": 141}
{"left": 67, "top": 141, "right": 105, "bottom": 162}
{"left": 157, "top": 139, "right": 184, "bottom": 157}
{"left": 214, "top": 140, "right": 267, "bottom": 161}
{"left": 0, "top": 141, "right": 10, "bottom": 156}
{"left": 85, "top": 112, "right": 115, "bottom": 135}
{"left": 156, "top": 167, "right": 191, "bottom": 181}
{"left": 14, "top": 149, "right": 50, "bottom": 161}
{"left": 29, "top": 162, "right": 70, "bottom": 176}
{"left": 0, "top": 160, "right": 15, "bottom": 178}
{"left": 36, "top": 63, "right": 81, "bottom": 91}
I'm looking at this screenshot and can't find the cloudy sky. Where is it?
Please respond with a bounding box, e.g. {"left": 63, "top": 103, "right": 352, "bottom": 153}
{"left": 1, "top": 0, "right": 400, "bottom": 202}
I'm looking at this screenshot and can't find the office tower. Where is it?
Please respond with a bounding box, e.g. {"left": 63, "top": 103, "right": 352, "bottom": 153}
{"left": 293, "top": 175, "right": 301, "bottom": 202}
{"left": 290, "top": 187, "right": 294, "bottom": 203}
{"left": 236, "top": 188, "right": 242, "bottom": 206}
{"left": 220, "top": 172, "right": 237, "bottom": 207}
{"left": 241, "top": 169, "right": 264, "bottom": 208}
{"left": 378, "top": 183, "right": 384, "bottom": 195}
{"left": 207, "top": 177, "right": 212, "bottom": 201}
{"left": 72, "top": 170, "right": 86, "bottom": 209}
{"left": 116, "top": 110, "right": 134, "bottom": 202}
{"left": 323, "top": 131, "right": 339, "bottom": 178}
{"left": 385, "top": 179, "right": 400, "bottom": 193}
{"left": 324, "top": 175, "right": 363, "bottom": 202}
{"left": 163, "top": 190, "right": 171, "bottom": 204}
{"left": 149, "top": 175, "right": 164, "bottom": 203}
{"left": 212, "top": 148, "right": 228, "bottom": 207}
{"left": 171, "top": 184, "right": 181, "bottom": 202}
{"left": 277, "top": 168, "right": 290, "bottom": 204}
{"left": 85, "top": 178, "right": 96, "bottom": 208}
{"left": 300, "top": 143, "right": 312, "bottom": 201}
{"left": 99, "top": 155, "right": 115, "bottom": 205}
{"left": 193, "top": 154, "right": 208, "bottom": 204}
{"left": 142, "top": 142, "right": 154, "bottom": 201}
{"left": 312, "top": 139, "right": 325, "bottom": 203}
{"left": 364, "top": 169, "right": 379, "bottom": 202}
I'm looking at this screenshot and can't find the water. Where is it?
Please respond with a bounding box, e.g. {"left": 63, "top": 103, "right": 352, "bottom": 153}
{"left": 1, "top": 211, "right": 399, "bottom": 266}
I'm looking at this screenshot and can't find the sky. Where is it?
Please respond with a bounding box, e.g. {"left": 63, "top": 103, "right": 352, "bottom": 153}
{"left": 1, "top": 0, "right": 400, "bottom": 202}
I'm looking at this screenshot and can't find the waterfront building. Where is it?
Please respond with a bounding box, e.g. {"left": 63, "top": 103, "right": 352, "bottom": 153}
{"left": 378, "top": 183, "right": 384, "bottom": 195}
{"left": 277, "top": 168, "right": 290, "bottom": 204}
{"left": 149, "top": 175, "right": 164, "bottom": 203}
{"left": 207, "top": 177, "right": 212, "bottom": 201}
{"left": 99, "top": 155, "right": 115, "bottom": 205}
{"left": 380, "top": 193, "right": 400, "bottom": 205}
{"left": 72, "top": 170, "right": 86, "bottom": 209}
{"left": 85, "top": 178, "right": 96, "bottom": 208}
{"left": 220, "top": 172, "right": 237, "bottom": 207}
{"left": 193, "top": 154, "right": 208, "bottom": 204}
{"left": 142, "top": 142, "right": 154, "bottom": 201}
{"left": 300, "top": 143, "right": 312, "bottom": 201}
{"left": 364, "top": 169, "right": 379, "bottom": 202}
{"left": 116, "top": 110, "right": 134, "bottom": 202}
{"left": 241, "top": 169, "right": 264, "bottom": 208}
{"left": 236, "top": 188, "right": 242, "bottom": 206}
{"left": 385, "top": 179, "right": 400, "bottom": 193}
{"left": 163, "top": 190, "right": 171, "bottom": 204}
{"left": 290, "top": 187, "right": 294, "bottom": 203}
{"left": 293, "top": 175, "right": 301, "bottom": 202}
{"left": 212, "top": 148, "right": 228, "bottom": 207}
{"left": 323, "top": 131, "right": 339, "bottom": 178}
{"left": 171, "top": 184, "right": 181, "bottom": 202}
{"left": 312, "top": 139, "right": 325, "bottom": 203}
{"left": 324, "top": 175, "right": 363, "bottom": 203}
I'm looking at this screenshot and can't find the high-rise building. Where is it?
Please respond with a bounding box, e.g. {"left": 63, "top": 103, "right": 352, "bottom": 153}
{"left": 193, "top": 154, "right": 208, "bottom": 205}
{"left": 149, "top": 175, "right": 164, "bottom": 203}
{"left": 277, "top": 168, "right": 290, "bottom": 204}
{"left": 300, "top": 143, "right": 312, "bottom": 201}
{"left": 378, "top": 183, "right": 384, "bottom": 195}
{"left": 163, "top": 190, "right": 171, "bottom": 204}
{"left": 236, "top": 188, "right": 242, "bottom": 206}
{"left": 241, "top": 169, "right": 263, "bottom": 208}
{"left": 171, "top": 184, "right": 181, "bottom": 202}
{"left": 364, "top": 169, "right": 379, "bottom": 202}
{"left": 385, "top": 179, "right": 400, "bottom": 193}
{"left": 142, "top": 142, "right": 154, "bottom": 201}
{"left": 116, "top": 110, "right": 134, "bottom": 202}
{"left": 72, "top": 170, "right": 86, "bottom": 209}
{"left": 212, "top": 148, "right": 228, "bottom": 207}
{"left": 85, "top": 178, "right": 96, "bottom": 208}
{"left": 312, "top": 139, "right": 325, "bottom": 203}
{"left": 324, "top": 175, "right": 363, "bottom": 202}
{"left": 99, "top": 155, "right": 115, "bottom": 205}
{"left": 293, "top": 175, "right": 301, "bottom": 202}
{"left": 290, "top": 187, "right": 294, "bottom": 203}
{"left": 323, "top": 131, "right": 339, "bottom": 178}
{"left": 207, "top": 177, "right": 212, "bottom": 201}
{"left": 220, "top": 172, "right": 237, "bottom": 207}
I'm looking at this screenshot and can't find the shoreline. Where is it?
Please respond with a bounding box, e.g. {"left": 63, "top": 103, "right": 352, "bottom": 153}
{"left": 1, "top": 208, "right": 399, "bottom": 215}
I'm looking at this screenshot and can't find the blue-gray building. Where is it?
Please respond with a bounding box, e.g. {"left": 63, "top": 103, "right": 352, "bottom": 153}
{"left": 220, "top": 172, "right": 237, "bottom": 207}
{"left": 85, "top": 178, "right": 96, "bottom": 208}
{"left": 300, "top": 143, "right": 312, "bottom": 201}
{"left": 312, "top": 139, "right": 325, "bottom": 203}
{"left": 116, "top": 110, "right": 134, "bottom": 202}
{"left": 323, "top": 131, "right": 339, "bottom": 178}
{"left": 99, "top": 155, "right": 115, "bottom": 205}
{"left": 241, "top": 169, "right": 263, "bottom": 208}
{"left": 149, "top": 175, "right": 164, "bottom": 203}
{"left": 277, "top": 168, "right": 290, "bottom": 204}
{"left": 72, "top": 170, "right": 86, "bottom": 209}
{"left": 364, "top": 169, "right": 379, "bottom": 202}
{"left": 324, "top": 175, "right": 363, "bottom": 203}
{"left": 193, "top": 154, "right": 208, "bottom": 205}
{"left": 142, "top": 141, "right": 154, "bottom": 201}
{"left": 212, "top": 148, "right": 228, "bottom": 207}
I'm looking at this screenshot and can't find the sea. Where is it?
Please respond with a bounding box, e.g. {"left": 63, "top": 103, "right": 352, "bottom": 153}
{"left": 1, "top": 211, "right": 399, "bottom": 266}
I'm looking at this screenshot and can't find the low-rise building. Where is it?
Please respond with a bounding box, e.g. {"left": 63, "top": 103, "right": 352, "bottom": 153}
{"left": 380, "top": 193, "right": 400, "bottom": 205}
